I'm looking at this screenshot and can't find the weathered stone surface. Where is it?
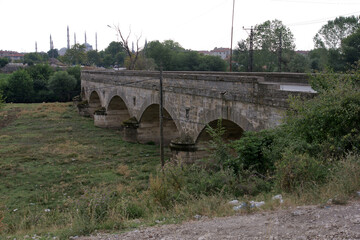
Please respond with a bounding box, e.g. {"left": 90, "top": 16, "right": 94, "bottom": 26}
{"left": 81, "top": 70, "right": 315, "bottom": 148}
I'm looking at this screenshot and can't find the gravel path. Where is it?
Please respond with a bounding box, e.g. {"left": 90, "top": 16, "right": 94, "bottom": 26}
{"left": 78, "top": 200, "right": 360, "bottom": 240}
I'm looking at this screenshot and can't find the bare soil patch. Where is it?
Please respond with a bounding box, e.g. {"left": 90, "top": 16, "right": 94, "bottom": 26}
{"left": 79, "top": 200, "right": 360, "bottom": 240}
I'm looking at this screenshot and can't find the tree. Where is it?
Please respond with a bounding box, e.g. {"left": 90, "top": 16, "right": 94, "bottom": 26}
{"left": 66, "top": 65, "right": 81, "bottom": 95}
{"left": 288, "top": 53, "right": 310, "bottom": 73}
{"left": 24, "top": 53, "right": 45, "bottom": 66}
{"left": 314, "top": 15, "right": 360, "bottom": 49}
{"left": 47, "top": 49, "right": 59, "bottom": 59}
{"left": 26, "top": 64, "right": 54, "bottom": 102}
{"left": 145, "top": 40, "right": 173, "bottom": 69}
{"left": 235, "top": 19, "right": 296, "bottom": 72}
{"left": 6, "top": 69, "right": 34, "bottom": 103}
{"left": 0, "top": 57, "right": 9, "bottom": 68}
{"left": 342, "top": 28, "right": 360, "bottom": 67}
{"left": 112, "top": 25, "right": 142, "bottom": 70}
{"left": 198, "top": 55, "right": 227, "bottom": 71}
{"left": 253, "top": 19, "right": 295, "bottom": 52}
{"left": 48, "top": 71, "right": 76, "bottom": 102}
{"left": 62, "top": 44, "right": 87, "bottom": 65}
{"left": 86, "top": 50, "right": 101, "bottom": 66}
{"left": 233, "top": 40, "right": 249, "bottom": 71}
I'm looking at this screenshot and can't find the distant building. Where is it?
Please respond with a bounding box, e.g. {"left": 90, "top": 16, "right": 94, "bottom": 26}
{"left": 0, "top": 50, "right": 25, "bottom": 61}
{"left": 198, "top": 47, "right": 231, "bottom": 60}
{"left": 84, "top": 42, "right": 93, "bottom": 52}
{"left": 58, "top": 47, "right": 68, "bottom": 56}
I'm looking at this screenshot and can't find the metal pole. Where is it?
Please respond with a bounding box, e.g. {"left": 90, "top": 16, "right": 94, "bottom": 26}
{"left": 159, "top": 68, "right": 164, "bottom": 169}
{"left": 229, "top": 0, "right": 235, "bottom": 72}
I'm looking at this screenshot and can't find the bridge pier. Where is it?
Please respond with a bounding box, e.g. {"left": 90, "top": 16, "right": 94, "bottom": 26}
{"left": 122, "top": 117, "right": 139, "bottom": 143}
{"left": 94, "top": 109, "right": 129, "bottom": 130}
{"left": 169, "top": 136, "right": 198, "bottom": 164}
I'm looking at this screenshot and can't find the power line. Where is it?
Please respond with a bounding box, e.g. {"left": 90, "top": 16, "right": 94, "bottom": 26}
{"left": 286, "top": 11, "right": 360, "bottom": 26}
{"left": 272, "top": 0, "right": 360, "bottom": 5}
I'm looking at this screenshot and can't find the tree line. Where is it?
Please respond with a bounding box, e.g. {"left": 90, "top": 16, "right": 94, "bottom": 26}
{"left": 2, "top": 14, "right": 359, "bottom": 73}
{"left": 0, "top": 65, "right": 80, "bottom": 103}
{"left": 234, "top": 16, "right": 360, "bottom": 72}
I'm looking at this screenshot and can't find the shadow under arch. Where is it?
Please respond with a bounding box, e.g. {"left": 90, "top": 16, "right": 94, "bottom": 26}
{"left": 137, "top": 104, "right": 180, "bottom": 146}
{"left": 104, "top": 95, "right": 131, "bottom": 129}
{"left": 195, "top": 119, "right": 244, "bottom": 154}
{"left": 88, "top": 91, "right": 102, "bottom": 116}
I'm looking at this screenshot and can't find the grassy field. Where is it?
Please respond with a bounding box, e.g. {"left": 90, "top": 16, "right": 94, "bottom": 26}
{"left": 0, "top": 102, "right": 173, "bottom": 238}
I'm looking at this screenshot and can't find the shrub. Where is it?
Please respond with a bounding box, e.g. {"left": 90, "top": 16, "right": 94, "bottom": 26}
{"left": 284, "top": 68, "right": 360, "bottom": 158}
{"left": 275, "top": 150, "right": 329, "bottom": 192}
{"left": 5, "top": 69, "right": 34, "bottom": 103}
{"left": 231, "top": 130, "right": 276, "bottom": 175}
{"left": 48, "top": 71, "right": 77, "bottom": 102}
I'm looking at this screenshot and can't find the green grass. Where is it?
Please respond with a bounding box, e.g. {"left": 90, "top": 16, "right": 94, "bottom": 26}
{"left": 0, "top": 103, "right": 165, "bottom": 238}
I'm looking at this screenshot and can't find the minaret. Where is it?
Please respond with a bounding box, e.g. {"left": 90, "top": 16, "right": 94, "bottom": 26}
{"left": 95, "top": 32, "right": 98, "bottom": 51}
{"left": 50, "top": 35, "right": 53, "bottom": 50}
{"left": 35, "top": 41, "right": 38, "bottom": 53}
{"left": 67, "top": 26, "right": 70, "bottom": 49}
{"left": 74, "top": 33, "right": 76, "bottom": 45}
{"left": 85, "top": 31, "right": 87, "bottom": 45}
{"left": 132, "top": 41, "right": 134, "bottom": 53}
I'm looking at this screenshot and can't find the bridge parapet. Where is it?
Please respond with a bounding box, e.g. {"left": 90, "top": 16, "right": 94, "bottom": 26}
{"left": 79, "top": 70, "right": 315, "bottom": 161}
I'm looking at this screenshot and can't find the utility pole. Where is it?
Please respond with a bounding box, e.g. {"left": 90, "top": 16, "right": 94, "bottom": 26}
{"left": 229, "top": 0, "right": 235, "bottom": 72}
{"left": 243, "top": 26, "right": 255, "bottom": 72}
{"left": 159, "top": 68, "right": 164, "bottom": 169}
{"left": 278, "top": 31, "right": 282, "bottom": 72}
{"left": 249, "top": 27, "right": 254, "bottom": 72}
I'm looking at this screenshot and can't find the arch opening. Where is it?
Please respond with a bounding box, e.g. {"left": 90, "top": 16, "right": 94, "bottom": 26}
{"left": 88, "top": 91, "right": 101, "bottom": 116}
{"left": 105, "top": 96, "right": 131, "bottom": 129}
{"left": 137, "top": 104, "right": 179, "bottom": 146}
{"left": 196, "top": 119, "right": 244, "bottom": 153}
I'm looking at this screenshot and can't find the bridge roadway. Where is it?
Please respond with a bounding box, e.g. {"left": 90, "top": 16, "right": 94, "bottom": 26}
{"left": 78, "top": 70, "right": 314, "bottom": 160}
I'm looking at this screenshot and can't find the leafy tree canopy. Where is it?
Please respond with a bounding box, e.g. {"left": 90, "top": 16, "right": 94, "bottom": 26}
{"left": 48, "top": 71, "right": 76, "bottom": 102}
{"left": 62, "top": 44, "right": 87, "bottom": 65}
{"left": 6, "top": 69, "right": 34, "bottom": 103}
{"left": 314, "top": 15, "right": 360, "bottom": 49}
{"left": 253, "top": 19, "right": 295, "bottom": 52}
{"left": 342, "top": 28, "right": 360, "bottom": 66}
{"left": 0, "top": 57, "right": 9, "bottom": 68}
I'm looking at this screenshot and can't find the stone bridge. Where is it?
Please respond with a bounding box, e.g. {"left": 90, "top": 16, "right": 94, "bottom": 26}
{"left": 78, "top": 70, "right": 314, "bottom": 159}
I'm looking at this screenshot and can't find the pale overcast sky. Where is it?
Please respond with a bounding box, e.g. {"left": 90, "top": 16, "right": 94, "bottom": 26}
{"left": 1, "top": 0, "right": 359, "bottom": 53}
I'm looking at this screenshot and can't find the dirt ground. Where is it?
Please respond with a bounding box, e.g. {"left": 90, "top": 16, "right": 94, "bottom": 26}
{"left": 78, "top": 200, "right": 360, "bottom": 240}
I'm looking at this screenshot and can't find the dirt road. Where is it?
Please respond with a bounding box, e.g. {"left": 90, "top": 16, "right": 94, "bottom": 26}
{"left": 79, "top": 200, "right": 360, "bottom": 239}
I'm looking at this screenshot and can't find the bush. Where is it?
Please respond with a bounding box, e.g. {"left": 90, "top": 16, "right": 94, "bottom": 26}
{"left": 275, "top": 150, "right": 329, "bottom": 192}
{"left": 5, "top": 69, "right": 34, "bottom": 103}
{"left": 231, "top": 130, "right": 276, "bottom": 175}
{"left": 284, "top": 68, "right": 360, "bottom": 158}
{"left": 49, "top": 71, "right": 77, "bottom": 102}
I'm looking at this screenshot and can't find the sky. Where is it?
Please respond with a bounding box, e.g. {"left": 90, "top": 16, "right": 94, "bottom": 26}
{"left": 1, "top": 0, "right": 360, "bottom": 53}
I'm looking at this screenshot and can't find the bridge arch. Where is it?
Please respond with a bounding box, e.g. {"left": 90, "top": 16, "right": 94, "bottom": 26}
{"left": 101, "top": 95, "right": 131, "bottom": 129}
{"left": 196, "top": 119, "right": 244, "bottom": 145}
{"left": 137, "top": 104, "right": 180, "bottom": 146}
{"left": 88, "top": 90, "right": 102, "bottom": 116}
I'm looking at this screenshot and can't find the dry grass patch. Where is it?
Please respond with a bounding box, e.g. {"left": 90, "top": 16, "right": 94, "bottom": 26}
{"left": 39, "top": 140, "right": 89, "bottom": 160}
{"left": 116, "top": 164, "right": 131, "bottom": 178}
